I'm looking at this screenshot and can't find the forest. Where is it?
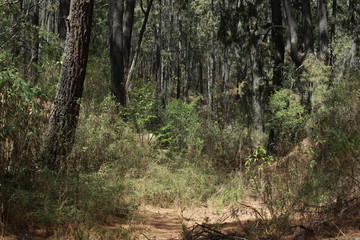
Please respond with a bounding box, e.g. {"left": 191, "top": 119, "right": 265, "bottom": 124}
{"left": 1, "top": 0, "right": 360, "bottom": 239}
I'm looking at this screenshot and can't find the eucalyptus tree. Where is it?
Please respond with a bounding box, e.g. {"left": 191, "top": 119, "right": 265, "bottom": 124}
{"left": 45, "top": 0, "right": 95, "bottom": 170}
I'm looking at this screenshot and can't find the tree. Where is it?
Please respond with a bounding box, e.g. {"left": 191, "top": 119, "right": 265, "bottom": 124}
{"left": 44, "top": 0, "right": 94, "bottom": 170}
{"left": 109, "top": 0, "right": 126, "bottom": 105}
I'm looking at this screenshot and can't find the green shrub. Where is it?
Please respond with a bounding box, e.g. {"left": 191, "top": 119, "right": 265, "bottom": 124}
{"left": 157, "top": 100, "right": 202, "bottom": 154}
{"left": 0, "top": 68, "right": 45, "bottom": 175}
{"left": 267, "top": 89, "right": 306, "bottom": 153}
{"left": 73, "top": 96, "right": 151, "bottom": 174}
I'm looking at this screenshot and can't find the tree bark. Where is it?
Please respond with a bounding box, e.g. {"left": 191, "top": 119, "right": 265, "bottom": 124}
{"left": 109, "top": 0, "right": 126, "bottom": 105}
{"left": 302, "top": 0, "right": 314, "bottom": 54}
{"left": 349, "top": 3, "right": 360, "bottom": 69}
{"left": 283, "top": 0, "right": 304, "bottom": 66}
{"left": 250, "top": 39, "right": 263, "bottom": 133}
{"left": 123, "top": 0, "right": 135, "bottom": 72}
{"left": 207, "top": 30, "right": 215, "bottom": 111}
{"left": 45, "top": 0, "right": 94, "bottom": 170}
{"left": 271, "top": 0, "right": 285, "bottom": 87}
{"left": 319, "top": 0, "right": 330, "bottom": 63}
{"left": 59, "top": 0, "right": 71, "bottom": 51}
{"left": 125, "top": 0, "right": 153, "bottom": 91}
{"left": 222, "top": 47, "right": 230, "bottom": 120}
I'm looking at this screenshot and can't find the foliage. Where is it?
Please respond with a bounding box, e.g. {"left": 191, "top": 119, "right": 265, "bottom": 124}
{"left": 123, "top": 83, "right": 160, "bottom": 133}
{"left": 268, "top": 89, "right": 305, "bottom": 139}
{"left": 132, "top": 161, "right": 219, "bottom": 207}
{"left": 0, "top": 68, "right": 45, "bottom": 174}
{"left": 157, "top": 100, "right": 202, "bottom": 154}
{"left": 73, "top": 96, "right": 151, "bottom": 174}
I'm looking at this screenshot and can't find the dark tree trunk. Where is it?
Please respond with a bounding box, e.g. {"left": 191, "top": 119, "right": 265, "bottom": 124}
{"left": 271, "top": 0, "right": 285, "bottom": 88}
{"left": 302, "top": 0, "right": 314, "bottom": 53}
{"left": 59, "top": 0, "right": 71, "bottom": 51}
{"left": 283, "top": 0, "right": 304, "bottom": 66}
{"left": 45, "top": 0, "right": 94, "bottom": 170}
{"left": 109, "top": 0, "right": 126, "bottom": 105}
{"left": 123, "top": 0, "right": 135, "bottom": 72}
{"left": 319, "top": 0, "right": 330, "bottom": 63}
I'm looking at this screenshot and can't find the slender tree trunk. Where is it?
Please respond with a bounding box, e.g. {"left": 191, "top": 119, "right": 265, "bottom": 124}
{"left": 45, "top": 0, "right": 94, "bottom": 170}
{"left": 207, "top": 30, "right": 215, "bottom": 111}
{"left": 123, "top": 0, "right": 135, "bottom": 73}
{"left": 349, "top": 3, "right": 360, "bottom": 69}
{"left": 271, "top": 0, "right": 285, "bottom": 88}
{"left": 222, "top": 47, "right": 230, "bottom": 121}
{"left": 109, "top": 0, "right": 126, "bottom": 105}
{"left": 329, "top": 0, "right": 337, "bottom": 65}
{"left": 319, "top": 0, "right": 330, "bottom": 63}
{"left": 183, "top": 38, "right": 190, "bottom": 102}
{"left": 29, "top": 0, "right": 40, "bottom": 84}
{"left": 59, "top": 0, "right": 71, "bottom": 51}
{"left": 125, "top": 0, "right": 153, "bottom": 91}
{"left": 250, "top": 39, "right": 263, "bottom": 133}
{"left": 176, "top": 11, "right": 182, "bottom": 100}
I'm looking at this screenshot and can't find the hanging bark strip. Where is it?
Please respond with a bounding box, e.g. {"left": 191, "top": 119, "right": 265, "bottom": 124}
{"left": 45, "top": 0, "right": 94, "bottom": 170}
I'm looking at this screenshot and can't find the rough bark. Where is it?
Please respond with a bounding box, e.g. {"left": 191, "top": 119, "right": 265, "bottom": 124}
{"left": 319, "top": 0, "right": 330, "bottom": 63}
{"left": 109, "top": 0, "right": 126, "bottom": 105}
{"left": 271, "top": 0, "right": 285, "bottom": 87}
{"left": 45, "top": 0, "right": 94, "bottom": 170}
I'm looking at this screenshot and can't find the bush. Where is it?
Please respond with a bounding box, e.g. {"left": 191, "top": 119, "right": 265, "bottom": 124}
{"left": 157, "top": 100, "right": 202, "bottom": 155}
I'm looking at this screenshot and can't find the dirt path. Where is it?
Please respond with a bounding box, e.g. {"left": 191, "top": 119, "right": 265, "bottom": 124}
{"left": 123, "top": 204, "right": 255, "bottom": 240}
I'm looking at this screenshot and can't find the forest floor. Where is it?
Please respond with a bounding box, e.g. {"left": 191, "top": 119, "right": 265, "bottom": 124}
{"left": 2, "top": 198, "right": 360, "bottom": 239}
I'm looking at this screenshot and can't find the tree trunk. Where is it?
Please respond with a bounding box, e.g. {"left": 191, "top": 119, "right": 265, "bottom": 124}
{"left": 109, "top": 0, "right": 126, "bottom": 105}
{"left": 250, "top": 39, "right": 263, "bottom": 133}
{"left": 45, "top": 0, "right": 94, "bottom": 170}
{"left": 183, "top": 37, "right": 190, "bottom": 102}
{"left": 329, "top": 0, "right": 337, "bottom": 65}
{"left": 207, "top": 30, "right": 215, "bottom": 111}
{"left": 176, "top": 11, "right": 182, "bottom": 99}
{"left": 222, "top": 47, "right": 230, "bottom": 121}
{"left": 125, "top": 0, "right": 153, "bottom": 91}
{"left": 59, "top": 0, "right": 71, "bottom": 51}
{"left": 302, "top": 0, "right": 314, "bottom": 54}
{"left": 319, "top": 0, "right": 330, "bottom": 63}
{"left": 28, "top": 0, "right": 40, "bottom": 84}
{"left": 123, "top": 0, "right": 135, "bottom": 72}
{"left": 283, "top": 0, "right": 304, "bottom": 66}
{"left": 271, "top": 0, "right": 285, "bottom": 88}
{"left": 349, "top": 3, "right": 360, "bottom": 69}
